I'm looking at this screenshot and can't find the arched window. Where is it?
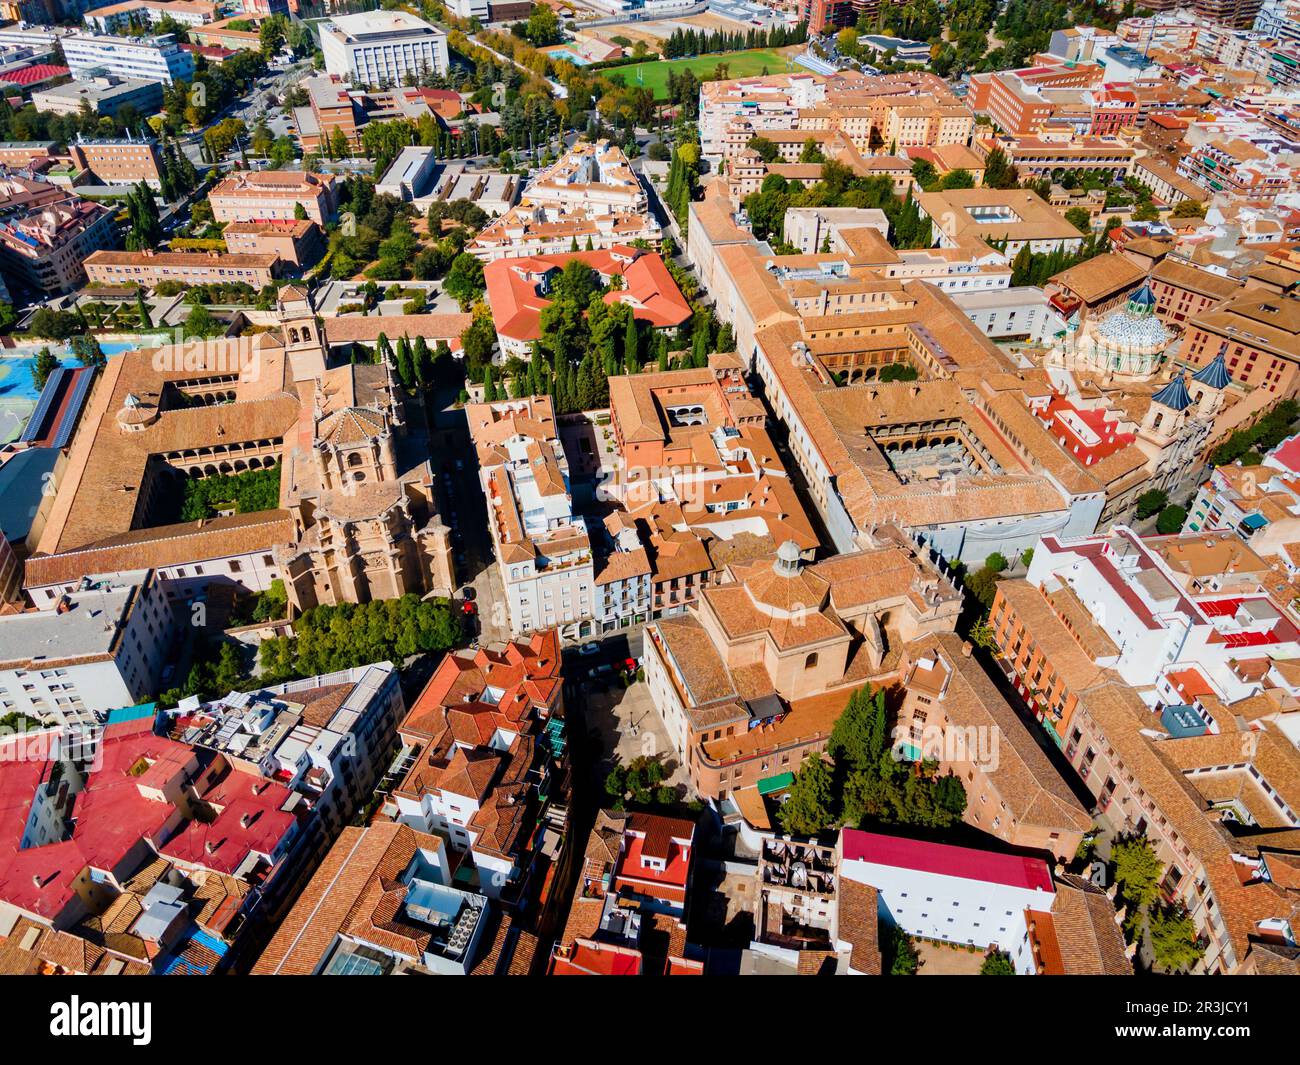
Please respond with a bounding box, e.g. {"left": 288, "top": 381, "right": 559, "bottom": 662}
{"left": 805, "top": 652, "right": 818, "bottom": 670}
{"left": 348, "top": 452, "right": 363, "bottom": 467}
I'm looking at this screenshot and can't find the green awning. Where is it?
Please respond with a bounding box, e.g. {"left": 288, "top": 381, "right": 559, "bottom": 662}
{"left": 757, "top": 772, "right": 795, "bottom": 795}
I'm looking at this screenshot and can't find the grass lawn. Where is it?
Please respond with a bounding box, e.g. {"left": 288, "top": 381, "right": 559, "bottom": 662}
{"left": 617, "top": 48, "right": 797, "bottom": 99}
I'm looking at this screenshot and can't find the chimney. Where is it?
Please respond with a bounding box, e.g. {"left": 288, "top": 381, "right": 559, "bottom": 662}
{"left": 961, "top": 640, "right": 973, "bottom": 658}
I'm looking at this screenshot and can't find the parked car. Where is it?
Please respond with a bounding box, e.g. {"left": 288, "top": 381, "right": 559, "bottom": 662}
{"left": 578, "top": 642, "right": 601, "bottom": 657}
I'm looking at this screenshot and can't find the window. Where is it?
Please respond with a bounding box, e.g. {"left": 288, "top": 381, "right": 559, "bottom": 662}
{"left": 804, "top": 652, "right": 818, "bottom": 670}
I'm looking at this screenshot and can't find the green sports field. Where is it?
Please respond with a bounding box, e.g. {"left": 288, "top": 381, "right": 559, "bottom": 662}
{"left": 618, "top": 49, "right": 798, "bottom": 99}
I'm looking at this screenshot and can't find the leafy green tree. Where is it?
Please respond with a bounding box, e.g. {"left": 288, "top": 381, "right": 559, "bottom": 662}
{"left": 183, "top": 302, "right": 222, "bottom": 338}
{"left": 878, "top": 363, "right": 918, "bottom": 382}
{"left": 394, "top": 335, "right": 415, "bottom": 389}
{"left": 747, "top": 135, "right": 779, "bottom": 163}
{"left": 125, "top": 182, "right": 162, "bottom": 251}
{"left": 29, "top": 308, "right": 82, "bottom": 340}
{"left": 1065, "top": 206, "right": 1092, "bottom": 234}
{"left": 983, "top": 146, "right": 1017, "bottom": 189}
{"left": 523, "top": 3, "right": 561, "bottom": 47}
{"left": 1156, "top": 505, "right": 1188, "bottom": 535}
{"left": 777, "top": 752, "right": 837, "bottom": 835}
{"left": 799, "top": 137, "right": 825, "bottom": 163}
{"left": 70, "top": 334, "right": 104, "bottom": 369}
{"left": 623, "top": 309, "right": 639, "bottom": 370}
{"left": 969, "top": 615, "right": 998, "bottom": 652}
{"left": 829, "top": 685, "right": 889, "bottom": 773}
{"left": 1112, "top": 835, "right": 1163, "bottom": 910}
{"left": 259, "top": 14, "right": 286, "bottom": 59}
{"left": 939, "top": 168, "right": 975, "bottom": 191}
{"left": 179, "top": 463, "right": 281, "bottom": 521}
{"left": 980, "top": 950, "right": 1015, "bottom": 975}
{"left": 444, "top": 252, "right": 485, "bottom": 310}
{"left": 1148, "top": 904, "right": 1204, "bottom": 971}
{"left": 256, "top": 595, "right": 463, "bottom": 684}
{"left": 887, "top": 925, "right": 918, "bottom": 976}
{"left": 965, "top": 564, "right": 1001, "bottom": 610}
{"left": 1135, "top": 489, "right": 1168, "bottom": 520}
{"left": 31, "top": 347, "right": 59, "bottom": 390}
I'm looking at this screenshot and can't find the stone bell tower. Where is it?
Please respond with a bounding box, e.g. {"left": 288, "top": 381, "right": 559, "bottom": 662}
{"left": 278, "top": 284, "right": 326, "bottom": 383}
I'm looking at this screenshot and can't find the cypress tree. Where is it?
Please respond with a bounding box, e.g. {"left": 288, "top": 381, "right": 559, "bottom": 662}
{"left": 623, "top": 311, "right": 639, "bottom": 370}
{"left": 395, "top": 335, "right": 414, "bottom": 389}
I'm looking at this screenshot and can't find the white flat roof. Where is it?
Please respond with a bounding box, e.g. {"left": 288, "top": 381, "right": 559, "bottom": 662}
{"left": 326, "top": 11, "right": 444, "bottom": 40}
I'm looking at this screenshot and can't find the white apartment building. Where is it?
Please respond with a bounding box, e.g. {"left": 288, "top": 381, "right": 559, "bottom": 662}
{"left": 84, "top": 0, "right": 216, "bottom": 33}
{"left": 467, "top": 397, "right": 596, "bottom": 641}
{"left": 1026, "top": 526, "right": 1300, "bottom": 702}
{"left": 31, "top": 76, "right": 164, "bottom": 118}
{"left": 179, "top": 661, "right": 405, "bottom": 839}
{"left": 952, "top": 286, "right": 1058, "bottom": 343}
{"left": 699, "top": 72, "right": 827, "bottom": 161}
{"left": 444, "top": 0, "right": 489, "bottom": 18}
{"left": 838, "top": 828, "right": 1054, "bottom": 974}
{"left": 594, "top": 523, "right": 652, "bottom": 633}
{"left": 1257, "top": 0, "right": 1300, "bottom": 45}
{"left": 62, "top": 32, "right": 195, "bottom": 85}
{"left": 0, "top": 27, "right": 61, "bottom": 51}
{"left": 0, "top": 570, "right": 174, "bottom": 728}
{"left": 320, "top": 11, "right": 449, "bottom": 88}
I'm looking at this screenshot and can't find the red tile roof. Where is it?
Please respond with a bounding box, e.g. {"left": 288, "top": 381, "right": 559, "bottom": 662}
{"left": 0, "top": 64, "right": 69, "bottom": 85}
{"left": 485, "top": 247, "right": 692, "bottom": 346}
{"left": 550, "top": 939, "right": 642, "bottom": 975}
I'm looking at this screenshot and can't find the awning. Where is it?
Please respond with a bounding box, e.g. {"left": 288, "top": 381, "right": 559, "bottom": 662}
{"left": 757, "top": 772, "right": 795, "bottom": 796}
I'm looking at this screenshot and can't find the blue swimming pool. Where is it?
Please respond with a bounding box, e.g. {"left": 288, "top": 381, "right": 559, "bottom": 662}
{"left": 545, "top": 47, "right": 592, "bottom": 66}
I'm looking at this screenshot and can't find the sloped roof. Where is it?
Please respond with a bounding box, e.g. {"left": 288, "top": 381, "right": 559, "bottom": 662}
{"left": 1191, "top": 351, "right": 1231, "bottom": 390}
{"left": 1151, "top": 372, "right": 1192, "bottom": 411}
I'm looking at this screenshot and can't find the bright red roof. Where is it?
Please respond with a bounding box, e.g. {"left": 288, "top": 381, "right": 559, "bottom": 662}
{"left": 841, "top": 829, "right": 1054, "bottom": 893}
{"left": 1268, "top": 433, "right": 1300, "bottom": 475}
{"left": 0, "top": 722, "right": 193, "bottom": 918}
{"left": 1039, "top": 396, "right": 1135, "bottom": 465}
{"left": 0, "top": 64, "right": 68, "bottom": 85}
{"left": 0, "top": 716, "right": 298, "bottom": 920}
{"left": 550, "top": 940, "right": 642, "bottom": 975}
{"left": 160, "top": 766, "right": 296, "bottom": 874}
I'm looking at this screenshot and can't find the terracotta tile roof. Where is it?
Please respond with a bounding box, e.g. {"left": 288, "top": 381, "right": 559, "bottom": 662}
{"left": 1030, "top": 872, "right": 1132, "bottom": 975}
{"left": 323, "top": 313, "right": 472, "bottom": 346}
{"left": 252, "top": 822, "right": 434, "bottom": 974}
{"left": 836, "top": 877, "right": 881, "bottom": 974}
{"left": 486, "top": 248, "right": 690, "bottom": 345}
{"left": 24, "top": 510, "right": 294, "bottom": 590}
{"left": 904, "top": 634, "right": 1092, "bottom": 835}
{"left": 1049, "top": 252, "right": 1146, "bottom": 305}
